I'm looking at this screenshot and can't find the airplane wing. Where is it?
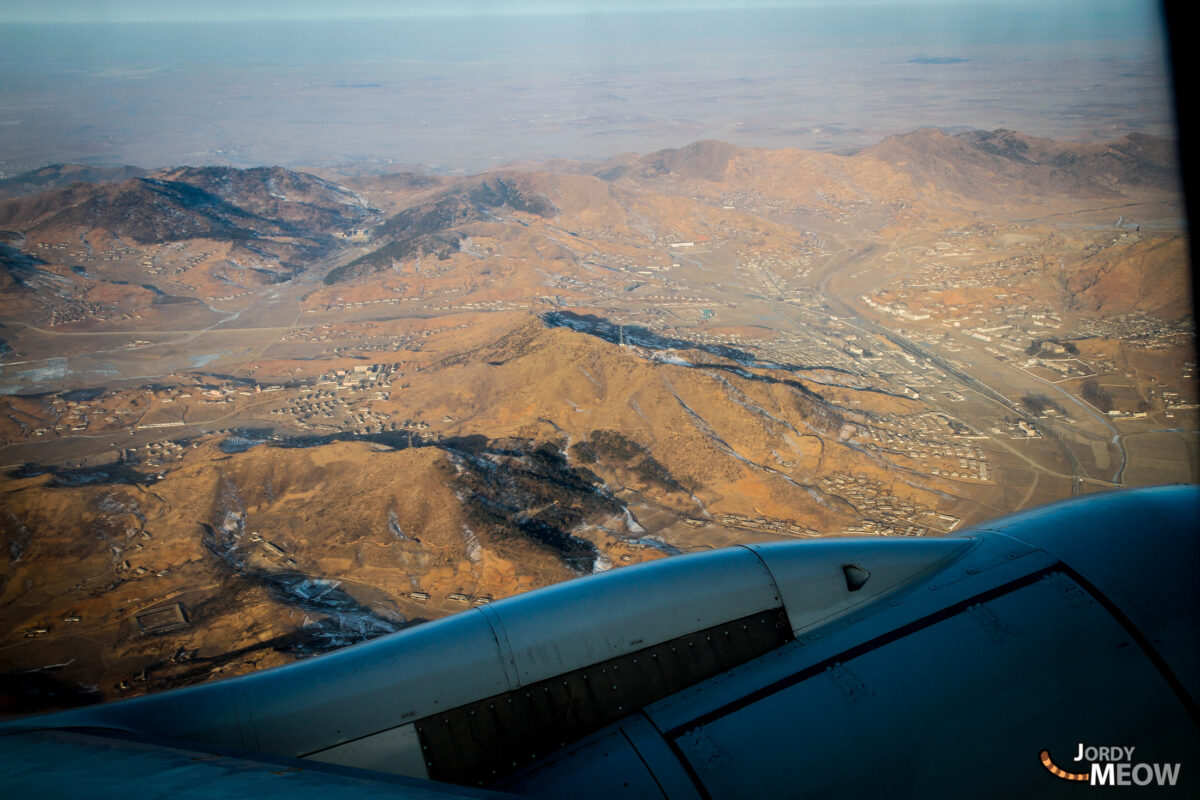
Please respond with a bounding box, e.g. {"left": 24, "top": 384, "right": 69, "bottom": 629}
{"left": 3, "top": 485, "right": 1197, "bottom": 797}
{"left": 1, "top": 727, "right": 511, "bottom": 799}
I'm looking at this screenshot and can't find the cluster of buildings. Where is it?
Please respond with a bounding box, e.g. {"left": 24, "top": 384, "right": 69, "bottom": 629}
{"left": 714, "top": 513, "right": 818, "bottom": 538}
{"left": 424, "top": 299, "right": 536, "bottom": 313}
{"left": 29, "top": 240, "right": 75, "bottom": 257}
{"left": 124, "top": 439, "right": 190, "bottom": 467}
{"left": 714, "top": 190, "right": 799, "bottom": 216}
{"left": 282, "top": 322, "right": 471, "bottom": 358}
{"left": 308, "top": 295, "right": 408, "bottom": 313}
{"left": 46, "top": 299, "right": 108, "bottom": 327}
{"left": 136, "top": 242, "right": 216, "bottom": 277}
{"left": 847, "top": 411, "right": 992, "bottom": 482}
{"left": 819, "top": 471, "right": 961, "bottom": 536}
{"left": 39, "top": 393, "right": 100, "bottom": 435}
{"left": 264, "top": 365, "right": 401, "bottom": 433}
{"left": 744, "top": 298, "right": 944, "bottom": 401}
{"left": 737, "top": 247, "right": 816, "bottom": 298}
{"left": 206, "top": 288, "right": 256, "bottom": 303}
{"left": 1074, "top": 313, "right": 1195, "bottom": 351}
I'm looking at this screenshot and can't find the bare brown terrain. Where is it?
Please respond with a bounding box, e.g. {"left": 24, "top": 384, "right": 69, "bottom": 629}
{"left": 1, "top": 130, "right": 1194, "bottom": 714}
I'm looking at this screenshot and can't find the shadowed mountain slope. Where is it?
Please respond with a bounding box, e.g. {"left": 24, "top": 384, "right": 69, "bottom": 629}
{"left": 0, "top": 164, "right": 150, "bottom": 201}
{"left": 0, "top": 166, "right": 375, "bottom": 248}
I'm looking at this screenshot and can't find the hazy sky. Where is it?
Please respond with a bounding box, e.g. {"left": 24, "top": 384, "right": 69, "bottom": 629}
{"left": 0, "top": 0, "right": 1162, "bottom": 24}
{"left": 13, "top": 1, "right": 816, "bottom": 23}
{"left": 0, "top": 0, "right": 1174, "bottom": 172}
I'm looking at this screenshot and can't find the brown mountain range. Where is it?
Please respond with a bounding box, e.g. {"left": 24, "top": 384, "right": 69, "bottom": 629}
{"left": 0, "top": 129, "right": 1191, "bottom": 714}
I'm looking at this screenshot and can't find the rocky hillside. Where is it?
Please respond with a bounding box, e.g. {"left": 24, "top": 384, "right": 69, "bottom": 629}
{"left": 324, "top": 172, "right": 561, "bottom": 284}
{"left": 588, "top": 130, "right": 1180, "bottom": 223}
{"left": 0, "top": 164, "right": 149, "bottom": 201}
{"left": 0, "top": 166, "right": 377, "bottom": 266}
{"left": 0, "top": 429, "right": 666, "bottom": 712}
